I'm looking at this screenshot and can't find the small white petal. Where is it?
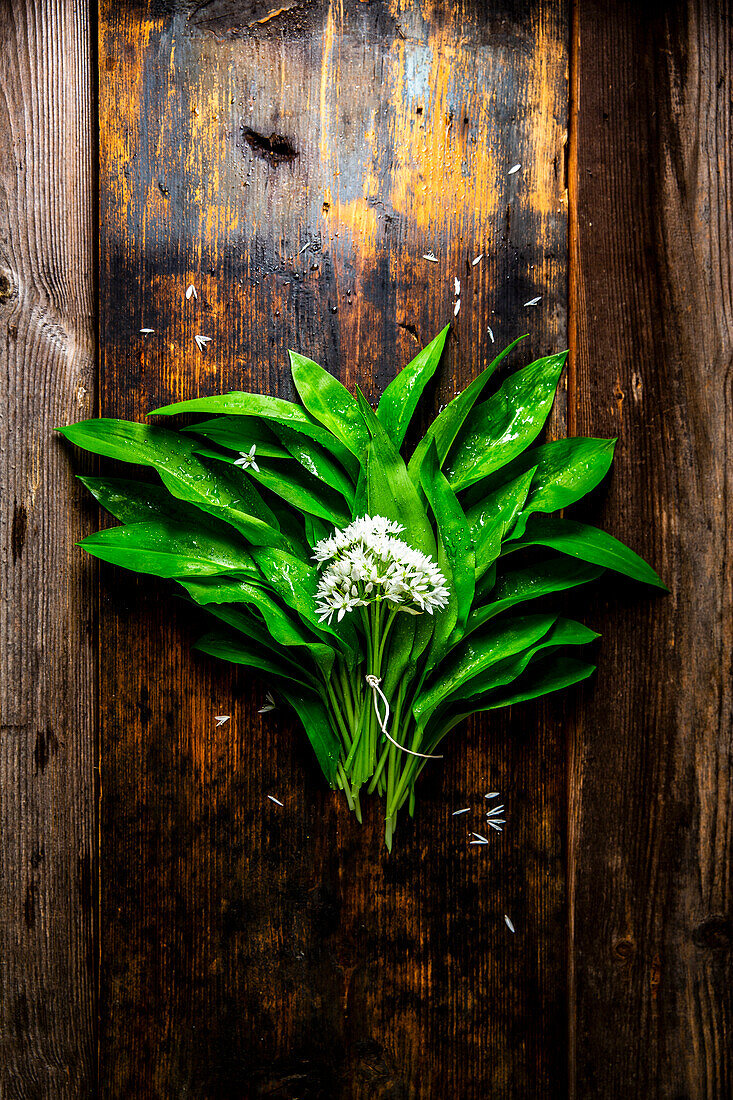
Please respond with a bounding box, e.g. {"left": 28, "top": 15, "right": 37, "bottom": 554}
{"left": 139, "top": 328, "right": 154, "bottom": 334}
{"left": 267, "top": 795, "right": 284, "bottom": 806}
{"left": 454, "top": 299, "right": 461, "bottom": 317}
{"left": 485, "top": 792, "right": 501, "bottom": 799}
{"left": 454, "top": 276, "right": 460, "bottom": 296}
{"left": 508, "top": 163, "right": 521, "bottom": 175}
{"left": 422, "top": 252, "right": 439, "bottom": 262}
{"left": 471, "top": 832, "right": 488, "bottom": 843}
{"left": 524, "top": 296, "right": 542, "bottom": 307}
{"left": 194, "top": 334, "right": 212, "bottom": 351}
{"left": 451, "top": 807, "right": 470, "bottom": 816}
{"left": 487, "top": 326, "right": 495, "bottom": 343}
{"left": 471, "top": 254, "right": 483, "bottom": 266}
{"left": 504, "top": 915, "right": 516, "bottom": 933}
{"left": 185, "top": 284, "right": 198, "bottom": 300}
{"left": 214, "top": 715, "right": 230, "bottom": 727}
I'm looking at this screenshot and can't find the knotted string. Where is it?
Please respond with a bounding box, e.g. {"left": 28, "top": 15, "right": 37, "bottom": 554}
{"left": 364, "top": 674, "right": 443, "bottom": 759}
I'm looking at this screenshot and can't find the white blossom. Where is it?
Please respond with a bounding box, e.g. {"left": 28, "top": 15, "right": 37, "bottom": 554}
{"left": 234, "top": 445, "right": 259, "bottom": 472}
{"left": 313, "top": 515, "right": 450, "bottom": 624}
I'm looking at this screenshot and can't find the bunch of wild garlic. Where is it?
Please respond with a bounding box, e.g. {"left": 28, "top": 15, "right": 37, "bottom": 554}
{"left": 60, "top": 327, "right": 664, "bottom": 848}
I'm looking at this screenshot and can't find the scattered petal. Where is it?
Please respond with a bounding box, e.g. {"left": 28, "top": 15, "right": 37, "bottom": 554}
{"left": 485, "top": 792, "right": 501, "bottom": 799}
{"left": 471, "top": 832, "right": 488, "bottom": 843}
{"left": 454, "top": 276, "right": 460, "bottom": 296}
{"left": 258, "top": 692, "right": 276, "bottom": 714}
{"left": 472, "top": 254, "right": 483, "bottom": 266}
{"left": 451, "top": 807, "right": 470, "bottom": 816}
{"left": 298, "top": 241, "right": 312, "bottom": 254}
{"left": 504, "top": 914, "right": 516, "bottom": 933}
{"left": 214, "top": 715, "right": 230, "bottom": 727}
{"left": 454, "top": 299, "right": 461, "bottom": 317}
{"left": 139, "top": 328, "right": 154, "bottom": 334}
{"left": 267, "top": 795, "right": 284, "bottom": 806}
{"left": 469, "top": 840, "right": 488, "bottom": 845}
{"left": 524, "top": 296, "right": 542, "bottom": 307}
{"left": 487, "top": 326, "right": 495, "bottom": 343}
{"left": 508, "top": 163, "right": 521, "bottom": 175}
{"left": 185, "top": 284, "right": 198, "bottom": 300}
{"left": 422, "top": 252, "right": 439, "bottom": 263}
{"left": 194, "top": 334, "right": 212, "bottom": 351}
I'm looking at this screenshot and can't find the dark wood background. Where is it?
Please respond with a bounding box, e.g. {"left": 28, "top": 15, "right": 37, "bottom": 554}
{"left": 1, "top": 1, "right": 730, "bottom": 1097}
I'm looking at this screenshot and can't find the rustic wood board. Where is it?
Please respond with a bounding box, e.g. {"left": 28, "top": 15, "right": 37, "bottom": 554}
{"left": 0, "top": 2, "right": 96, "bottom": 1097}
{"left": 570, "top": 2, "right": 732, "bottom": 1097}
{"left": 98, "top": 2, "right": 569, "bottom": 1095}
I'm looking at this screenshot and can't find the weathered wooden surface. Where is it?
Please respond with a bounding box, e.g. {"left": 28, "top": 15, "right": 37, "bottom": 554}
{"left": 570, "top": 2, "right": 732, "bottom": 1097}
{"left": 98, "top": 2, "right": 569, "bottom": 1095}
{"left": 0, "top": 2, "right": 96, "bottom": 1097}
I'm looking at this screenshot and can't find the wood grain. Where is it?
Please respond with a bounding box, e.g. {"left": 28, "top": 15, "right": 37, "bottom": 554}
{"left": 570, "top": 2, "right": 733, "bottom": 1096}
{"left": 98, "top": 2, "right": 569, "bottom": 1095}
{"left": 0, "top": 2, "right": 96, "bottom": 1097}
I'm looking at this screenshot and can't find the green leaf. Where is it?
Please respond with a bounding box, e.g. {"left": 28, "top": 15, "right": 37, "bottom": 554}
{"left": 304, "top": 514, "right": 331, "bottom": 548}
{"left": 182, "top": 575, "right": 336, "bottom": 675}
{"left": 467, "top": 468, "right": 536, "bottom": 582}
{"left": 60, "top": 417, "right": 199, "bottom": 469}
{"left": 465, "top": 559, "right": 604, "bottom": 636}
{"left": 425, "top": 655, "right": 597, "bottom": 745}
{"left": 419, "top": 440, "right": 474, "bottom": 665}
{"left": 269, "top": 422, "right": 356, "bottom": 507}
{"left": 250, "top": 546, "right": 357, "bottom": 655}
{"left": 413, "top": 613, "right": 557, "bottom": 725}
{"left": 502, "top": 515, "right": 668, "bottom": 589}
{"left": 377, "top": 324, "right": 450, "bottom": 447}
{"left": 356, "top": 391, "right": 436, "bottom": 559}
{"left": 61, "top": 418, "right": 287, "bottom": 549}
{"left": 150, "top": 394, "right": 360, "bottom": 479}
{"left": 193, "top": 629, "right": 313, "bottom": 689}
{"left": 78, "top": 520, "right": 258, "bottom": 579}
{"left": 425, "top": 617, "right": 598, "bottom": 736}
{"left": 474, "top": 654, "right": 597, "bottom": 710}
{"left": 408, "top": 336, "right": 527, "bottom": 480}
{"left": 199, "top": 600, "right": 334, "bottom": 678}
{"left": 444, "top": 351, "right": 567, "bottom": 491}
{"left": 276, "top": 684, "right": 341, "bottom": 785}
{"left": 248, "top": 463, "right": 351, "bottom": 526}
{"left": 78, "top": 475, "right": 221, "bottom": 528}
{"left": 289, "top": 351, "right": 369, "bottom": 460}
{"left": 183, "top": 416, "right": 290, "bottom": 458}
{"left": 470, "top": 436, "right": 617, "bottom": 540}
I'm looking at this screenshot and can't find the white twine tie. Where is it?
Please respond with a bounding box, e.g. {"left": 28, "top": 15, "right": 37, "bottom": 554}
{"left": 364, "top": 674, "right": 443, "bottom": 759}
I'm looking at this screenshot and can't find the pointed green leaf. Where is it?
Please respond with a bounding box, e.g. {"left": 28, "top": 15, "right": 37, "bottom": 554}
{"left": 469, "top": 436, "right": 617, "bottom": 540}
{"left": 183, "top": 416, "right": 289, "bottom": 458}
{"left": 356, "top": 390, "right": 436, "bottom": 559}
{"left": 289, "top": 351, "right": 369, "bottom": 460}
{"left": 78, "top": 475, "right": 220, "bottom": 528}
{"left": 467, "top": 468, "right": 536, "bottom": 582}
{"left": 413, "top": 613, "right": 557, "bottom": 725}
{"left": 78, "top": 520, "right": 257, "bottom": 579}
{"left": 502, "top": 515, "right": 667, "bottom": 589}
{"left": 276, "top": 684, "right": 341, "bottom": 785}
{"left": 419, "top": 440, "right": 474, "bottom": 665}
{"left": 377, "top": 324, "right": 450, "bottom": 447}
{"left": 465, "top": 559, "right": 604, "bottom": 636}
{"left": 193, "top": 629, "right": 313, "bottom": 689}
{"left": 150, "top": 394, "right": 360, "bottom": 478}
{"left": 408, "top": 336, "right": 527, "bottom": 480}
{"left": 444, "top": 351, "right": 567, "bottom": 491}
{"left": 269, "top": 422, "right": 356, "bottom": 506}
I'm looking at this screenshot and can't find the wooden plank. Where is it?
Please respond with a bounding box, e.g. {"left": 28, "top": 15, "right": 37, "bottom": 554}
{"left": 570, "top": 2, "right": 733, "bottom": 1096}
{"left": 98, "top": 3, "right": 569, "bottom": 1094}
{"left": 0, "top": 2, "right": 96, "bottom": 1097}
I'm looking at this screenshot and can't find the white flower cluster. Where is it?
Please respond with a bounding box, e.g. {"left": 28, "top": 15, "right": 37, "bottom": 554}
{"left": 313, "top": 515, "right": 450, "bottom": 624}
